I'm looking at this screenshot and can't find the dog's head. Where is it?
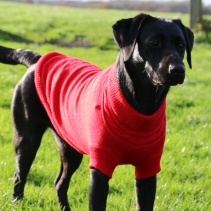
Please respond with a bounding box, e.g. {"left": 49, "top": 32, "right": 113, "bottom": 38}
{"left": 112, "top": 13, "right": 194, "bottom": 86}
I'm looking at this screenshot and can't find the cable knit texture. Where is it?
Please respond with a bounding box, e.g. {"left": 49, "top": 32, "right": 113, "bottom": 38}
{"left": 35, "top": 52, "right": 166, "bottom": 179}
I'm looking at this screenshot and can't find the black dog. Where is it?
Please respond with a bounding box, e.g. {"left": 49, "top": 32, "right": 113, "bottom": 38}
{"left": 0, "top": 13, "right": 193, "bottom": 211}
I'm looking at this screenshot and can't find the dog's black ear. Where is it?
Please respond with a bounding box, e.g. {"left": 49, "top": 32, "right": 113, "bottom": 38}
{"left": 112, "top": 13, "right": 149, "bottom": 61}
{"left": 173, "top": 18, "right": 194, "bottom": 69}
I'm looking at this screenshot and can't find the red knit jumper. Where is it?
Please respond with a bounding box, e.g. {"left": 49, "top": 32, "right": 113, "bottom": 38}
{"left": 35, "top": 52, "right": 166, "bottom": 179}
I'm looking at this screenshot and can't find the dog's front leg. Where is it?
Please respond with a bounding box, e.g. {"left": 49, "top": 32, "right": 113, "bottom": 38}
{"left": 89, "top": 168, "right": 109, "bottom": 211}
{"left": 135, "top": 175, "right": 156, "bottom": 211}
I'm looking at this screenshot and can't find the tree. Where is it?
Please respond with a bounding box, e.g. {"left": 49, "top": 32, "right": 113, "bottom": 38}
{"left": 189, "top": 0, "right": 202, "bottom": 29}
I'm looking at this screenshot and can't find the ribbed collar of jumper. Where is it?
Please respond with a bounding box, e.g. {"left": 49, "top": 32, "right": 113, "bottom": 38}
{"left": 104, "top": 64, "right": 166, "bottom": 134}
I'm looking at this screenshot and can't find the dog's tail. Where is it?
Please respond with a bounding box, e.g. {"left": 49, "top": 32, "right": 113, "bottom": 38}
{"left": 0, "top": 45, "right": 41, "bottom": 68}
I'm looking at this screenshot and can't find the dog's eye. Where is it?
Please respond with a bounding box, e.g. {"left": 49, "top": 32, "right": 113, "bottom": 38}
{"left": 178, "top": 43, "right": 185, "bottom": 50}
{"left": 149, "top": 40, "right": 160, "bottom": 47}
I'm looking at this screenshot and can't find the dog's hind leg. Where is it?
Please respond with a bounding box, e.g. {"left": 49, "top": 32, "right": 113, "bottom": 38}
{"left": 12, "top": 70, "right": 49, "bottom": 201}
{"left": 13, "top": 126, "right": 46, "bottom": 201}
{"left": 52, "top": 131, "right": 83, "bottom": 211}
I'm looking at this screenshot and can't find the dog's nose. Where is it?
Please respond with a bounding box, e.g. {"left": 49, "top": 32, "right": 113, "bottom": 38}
{"left": 169, "top": 64, "right": 185, "bottom": 75}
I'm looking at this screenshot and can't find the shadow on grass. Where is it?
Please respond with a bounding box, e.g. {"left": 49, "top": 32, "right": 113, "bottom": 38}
{"left": 0, "top": 29, "right": 32, "bottom": 43}
{"left": 0, "top": 29, "right": 93, "bottom": 49}
{"left": 0, "top": 29, "right": 117, "bottom": 50}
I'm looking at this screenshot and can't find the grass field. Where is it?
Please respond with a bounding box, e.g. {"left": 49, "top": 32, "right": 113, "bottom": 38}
{"left": 0, "top": 1, "right": 211, "bottom": 210}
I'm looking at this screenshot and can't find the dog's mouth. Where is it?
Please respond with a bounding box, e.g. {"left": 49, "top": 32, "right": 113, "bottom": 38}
{"left": 165, "top": 79, "right": 184, "bottom": 86}
{"left": 149, "top": 72, "right": 185, "bottom": 86}
{"left": 166, "top": 72, "right": 185, "bottom": 86}
{"left": 147, "top": 70, "right": 166, "bottom": 86}
{"left": 145, "top": 63, "right": 164, "bottom": 86}
{"left": 150, "top": 78, "right": 163, "bottom": 86}
{"left": 145, "top": 62, "right": 185, "bottom": 86}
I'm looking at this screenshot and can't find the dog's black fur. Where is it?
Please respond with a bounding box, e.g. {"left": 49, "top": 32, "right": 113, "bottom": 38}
{"left": 0, "top": 13, "right": 194, "bottom": 211}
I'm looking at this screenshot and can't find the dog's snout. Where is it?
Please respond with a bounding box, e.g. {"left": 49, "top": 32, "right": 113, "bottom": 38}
{"left": 169, "top": 64, "right": 185, "bottom": 75}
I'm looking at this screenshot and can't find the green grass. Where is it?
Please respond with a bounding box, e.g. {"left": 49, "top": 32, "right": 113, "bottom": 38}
{"left": 0, "top": 1, "right": 211, "bottom": 210}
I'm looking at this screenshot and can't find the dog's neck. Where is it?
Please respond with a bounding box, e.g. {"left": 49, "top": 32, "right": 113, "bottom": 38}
{"left": 116, "top": 52, "right": 170, "bottom": 115}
